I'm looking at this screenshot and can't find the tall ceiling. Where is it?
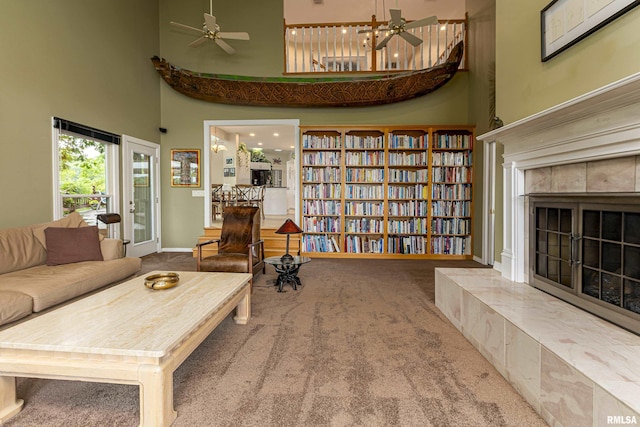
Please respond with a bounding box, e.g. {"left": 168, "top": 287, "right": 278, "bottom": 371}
{"left": 284, "top": 0, "right": 466, "bottom": 23}
{"left": 216, "top": 0, "right": 467, "bottom": 153}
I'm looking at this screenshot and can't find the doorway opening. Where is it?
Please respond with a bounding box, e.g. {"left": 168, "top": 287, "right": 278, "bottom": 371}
{"left": 202, "top": 119, "right": 301, "bottom": 229}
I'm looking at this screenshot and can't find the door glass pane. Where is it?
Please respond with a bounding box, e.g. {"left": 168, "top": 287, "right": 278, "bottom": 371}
{"left": 548, "top": 209, "right": 559, "bottom": 231}
{"left": 624, "top": 212, "right": 640, "bottom": 244}
{"left": 601, "top": 273, "right": 621, "bottom": 306}
{"left": 583, "top": 210, "right": 600, "bottom": 238}
{"left": 133, "top": 152, "right": 153, "bottom": 243}
{"left": 560, "top": 209, "right": 572, "bottom": 233}
{"left": 560, "top": 261, "right": 572, "bottom": 288}
{"left": 537, "top": 254, "right": 547, "bottom": 277}
{"left": 623, "top": 279, "right": 640, "bottom": 314}
{"left": 548, "top": 232, "right": 559, "bottom": 257}
{"left": 602, "top": 242, "right": 621, "bottom": 273}
{"left": 537, "top": 230, "right": 547, "bottom": 254}
{"left": 624, "top": 246, "right": 640, "bottom": 280}
{"left": 602, "top": 211, "right": 622, "bottom": 241}
{"left": 582, "top": 268, "right": 600, "bottom": 298}
{"left": 560, "top": 234, "right": 571, "bottom": 260}
{"left": 582, "top": 238, "right": 599, "bottom": 268}
{"left": 537, "top": 208, "right": 547, "bottom": 229}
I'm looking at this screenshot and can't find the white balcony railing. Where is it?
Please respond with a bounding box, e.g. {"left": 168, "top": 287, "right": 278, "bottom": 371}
{"left": 285, "top": 17, "right": 466, "bottom": 74}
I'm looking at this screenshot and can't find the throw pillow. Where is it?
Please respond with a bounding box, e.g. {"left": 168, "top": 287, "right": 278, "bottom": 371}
{"left": 45, "top": 226, "right": 104, "bottom": 266}
{"left": 33, "top": 212, "right": 89, "bottom": 249}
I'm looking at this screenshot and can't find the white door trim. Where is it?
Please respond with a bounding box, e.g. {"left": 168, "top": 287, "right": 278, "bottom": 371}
{"left": 122, "top": 135, "right": 161, "bottom": 256}
{"left": 482, "top": 140, "right": 496, "bottom": 266}
{"left": 202, "top": 119, "right": 301, "bottom": 228}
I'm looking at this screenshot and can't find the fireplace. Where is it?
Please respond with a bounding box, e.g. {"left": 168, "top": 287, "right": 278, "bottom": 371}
{"left": 529, "top": 195, "right": 640, "bottom": 334}
{"left": 476, "top": 71, "right": 640, "bottom": 336}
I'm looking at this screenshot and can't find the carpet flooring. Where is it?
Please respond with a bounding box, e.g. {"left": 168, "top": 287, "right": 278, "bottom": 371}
{"left": 4, "top": 254, "right": 546, "bottom": 426}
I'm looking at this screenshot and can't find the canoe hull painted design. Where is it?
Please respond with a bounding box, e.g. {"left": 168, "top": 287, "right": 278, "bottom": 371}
{"left": 152, "top": 41, "right": 463, "bottom": 107}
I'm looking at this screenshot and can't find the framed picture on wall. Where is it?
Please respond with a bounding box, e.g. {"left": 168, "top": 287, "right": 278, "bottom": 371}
{"left": 541, "top": 0, "right": 640, "bottom": 61}
{"left": 170, "top": 149, "right": 200, "bottom": 187}
{"left": 225, "top": 157, "right": 234, "bottom": 165}
{"left": 223, "top": 167, "right": 236, "bottom": 177}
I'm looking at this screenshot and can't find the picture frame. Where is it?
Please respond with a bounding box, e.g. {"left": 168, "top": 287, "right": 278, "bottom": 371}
{"left": 541, "top": 0, "right": 640, "bottom": 62}
{"left": 223, "top": 167, "right": 236, "bottom": 177}
{"left": 170, "top": 149, "right": 200, "bottom": 187}
{"left": 225, "top": 157, "right": 234, "bottom": 166}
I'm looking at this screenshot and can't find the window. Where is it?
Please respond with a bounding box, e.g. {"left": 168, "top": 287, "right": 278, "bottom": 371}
{"left": 52, "top": 118, "right": 120, "bottom": 225}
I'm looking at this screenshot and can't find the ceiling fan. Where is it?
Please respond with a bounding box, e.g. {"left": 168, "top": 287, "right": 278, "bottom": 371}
{"left": 169, "top": 2, "right": 249, "bottom": 54}
{"left": 365, "top": 8, "right": 438, "bottom": 50}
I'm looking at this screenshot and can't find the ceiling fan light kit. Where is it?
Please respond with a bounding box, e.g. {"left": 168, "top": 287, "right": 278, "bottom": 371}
{"left": 372, "top": 8, "right": 438, "bottom": 50}
{"left": 169, "top": 2, "right": 250, "bottom": 55}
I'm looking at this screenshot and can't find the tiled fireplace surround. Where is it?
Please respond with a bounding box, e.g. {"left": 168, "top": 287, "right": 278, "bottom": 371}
{"left": 436, "top": 72, "right": 640, "bottom": 426}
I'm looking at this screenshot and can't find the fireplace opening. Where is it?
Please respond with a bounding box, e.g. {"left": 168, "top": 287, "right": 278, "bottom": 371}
{"left": 530, "top": 196, "right": 640, "bottom": 335}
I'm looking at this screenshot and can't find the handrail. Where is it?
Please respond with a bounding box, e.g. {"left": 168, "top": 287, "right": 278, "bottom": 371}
{"left": 284, "top": 16, "right": 466, "bottom": 74}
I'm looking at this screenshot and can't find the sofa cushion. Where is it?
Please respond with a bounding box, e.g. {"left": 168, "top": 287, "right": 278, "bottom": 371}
{"left": 0, "top": 257, "right": 142, "bottom": 312}
{"left": 0, "top": 290, "right": 33, "bottom": 326}
{"left": 45, "top": 226, "right": 104, "bottom": 265}
{"left": 0, "top": 225, "right": 47, "bottom": 275}
{"left": 32, "top": 212, "right": 88, "bottom": 249}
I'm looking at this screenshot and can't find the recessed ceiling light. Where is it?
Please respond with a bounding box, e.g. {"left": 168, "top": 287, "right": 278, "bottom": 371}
{"left": 275, "top": 149, "right": 283, "bottom": 152}
{"left": 258, "top": 142, "right": 263, "bottom": 145}
{"left": 290, "top": 145, "right": 294, "bottom": 149}
{"left": 440, "top": 25, "right": 446, "bottom": 31}
{"left": 273, "top": 132, "right": 279, "bottom": 137}
{"left": 249, "top": 133, "right": 255, "bottom": 137}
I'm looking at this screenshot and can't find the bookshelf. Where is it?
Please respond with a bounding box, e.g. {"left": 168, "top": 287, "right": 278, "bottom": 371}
{"left": 300, "top": 125, "right": 474, "bottom": 259}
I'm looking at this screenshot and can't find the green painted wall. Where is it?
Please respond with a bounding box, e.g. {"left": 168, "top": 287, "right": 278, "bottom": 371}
{"left": 493, "top": 0, "right": 640, "bottom": 264}
{"left": 496, "top": 0, "right": 640, "bottom": 123}
{"left": 0, "top": 0, "right": 160, "bottom": 228}
{"left": 158, "top": 0, "right": 472, "bottom": 248}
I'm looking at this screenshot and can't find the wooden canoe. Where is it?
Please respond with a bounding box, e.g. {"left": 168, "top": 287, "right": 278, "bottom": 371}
{"left": 151, "top": 41, "right": 463, "bottom": 108}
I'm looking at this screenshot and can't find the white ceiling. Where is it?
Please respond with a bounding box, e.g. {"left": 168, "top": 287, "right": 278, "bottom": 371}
{"left": 215, "top": 124, "right": 297, "bottom": 153}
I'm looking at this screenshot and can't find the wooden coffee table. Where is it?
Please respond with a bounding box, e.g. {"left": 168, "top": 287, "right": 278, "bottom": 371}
{"left": 0, "top": 271, "right": 252, "bottom": 426}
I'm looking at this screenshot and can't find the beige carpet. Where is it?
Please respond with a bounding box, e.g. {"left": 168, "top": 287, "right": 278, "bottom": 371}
{"left": 5, "top": 254, "right": 546, "bottom": 426}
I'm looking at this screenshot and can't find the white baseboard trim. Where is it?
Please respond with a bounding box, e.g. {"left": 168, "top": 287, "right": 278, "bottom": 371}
{"left": 160, "top": 248, "right": 193, "bottom": 253}
{"left": 472, "top": 255, "right": 486, "bottom": 265}
{"left": 492, "top": 260, "right": 502, "bottom": 274}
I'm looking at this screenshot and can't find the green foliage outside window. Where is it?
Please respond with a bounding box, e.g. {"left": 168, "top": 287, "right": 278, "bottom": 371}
{"left": 58, "top": 134, "right": 106, "bottom": 195}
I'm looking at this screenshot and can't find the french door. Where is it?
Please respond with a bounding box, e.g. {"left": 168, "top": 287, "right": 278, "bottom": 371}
{"left": 122, "top": 136, "right": 160, "bottom": 257}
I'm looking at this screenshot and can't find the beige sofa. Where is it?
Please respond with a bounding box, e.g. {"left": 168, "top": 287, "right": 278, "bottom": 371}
{"left": 0, "top": 212, "right": 141, "bottom": 328}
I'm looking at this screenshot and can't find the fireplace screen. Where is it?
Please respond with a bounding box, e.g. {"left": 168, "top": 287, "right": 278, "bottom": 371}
{"left": 531, "top": 198, "right": 640, "bottom": 335}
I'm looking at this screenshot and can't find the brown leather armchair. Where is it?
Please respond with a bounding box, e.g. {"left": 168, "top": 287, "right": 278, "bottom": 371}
{"left": 196, "top": 206, "right": 265, "bottom": 276}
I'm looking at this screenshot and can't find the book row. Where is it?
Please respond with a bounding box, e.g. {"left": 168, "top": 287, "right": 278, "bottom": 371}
{"left": 302, "top": 135, "right": 341, "bottom": 149}
{"left": 344, "top": 134, "right": 384, "bottom": 149}
{"left": 388, "top": 169, "right": 429, "bottom": 183}
{"left": 388, "top": 201, "right": 429, "bottom": 217}
{"left": 388, "top": 184, "right": 429, "bottom": 200}
{"left": 431, "top": 200, "right": 471, "bottom": 217}
{"left": 430, "top": 236, "right": 471, "bottom": 255}
{"left": 302, "top": 166, "right": 341, "bottom": 182}
{"left": 345, "top": 168, "right": 384, "bottom": 183}
{"left": 434, "top": 134, "right": 473, "bottom": 149}
{"left": 432, "top": 183, "right": 472, "bottom": 200}
{"left": 302, "top": 217, "right": 341, "bottom": 233}
{"left": 432, "top": 151, "right": 472, "bottom": 166}
{"left": 431, "top": 218, "right": 471, "bottom": 235}
{"left": 302, "top": 183, "right": 342, "bottom": 199}
{"left": 303, "top": 200, "right": 342, "bottom": 215}
{"left": 388, "top": 218, "right": 428, "bottom": 234}
{"left": 345, "top": 235, "right": 384, "bottom": 253}
{"left": 388, "top": 134, "right": 427, "bottom": 149}
{"left": 345, "top": 218, "right": 384, "bottom": 233}
{"left": 302, "top": 151, "right": 340, "bottom": 166}
{"left": 345, "top": 184, "right": 384, "bottom": 199}
{"left": 432, "top": 166, "right": 473, "bottom": 183}
{"left": 388, "top": 152, "right": 429, "bottom": 166}
{"left": 345, "top": 151, "right": 385, "bottom": 166}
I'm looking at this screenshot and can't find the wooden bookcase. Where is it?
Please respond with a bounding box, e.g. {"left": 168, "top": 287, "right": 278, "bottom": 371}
{"left": 300, "top": 125, "right": 474, "bottom": 259}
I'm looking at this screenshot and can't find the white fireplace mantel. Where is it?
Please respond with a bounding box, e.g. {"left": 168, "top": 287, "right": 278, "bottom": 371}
{"left": 478, "top": 71, "right": 640, "bottom": 282}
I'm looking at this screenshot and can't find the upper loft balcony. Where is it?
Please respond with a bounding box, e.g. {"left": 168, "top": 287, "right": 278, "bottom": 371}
{"left": 284, "top": 15, "right": 467, "bottom": 74}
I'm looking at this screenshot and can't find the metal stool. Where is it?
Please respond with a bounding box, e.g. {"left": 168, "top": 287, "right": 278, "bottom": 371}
{"left": 97, "top": 213, "right": 131, "bottom": 256}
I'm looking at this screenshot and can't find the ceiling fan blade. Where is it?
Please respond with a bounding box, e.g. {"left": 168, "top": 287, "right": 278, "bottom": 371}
{"left": 399, "top": 31, "right": 423, "bottom": 46}
{"left": 204, "top": 13, "right": 217, "bottom": 31}
{"left": 218, "top": 31, "right": 250, "bottom": 40}
{"left": 169, "top": 21, "right": 203, "bottom": 34}
{"left": 215, "top": 39, "right": 236, "bottom": 54}
{"left": 375, "top": 34, "right": 393, "bottom": 50}
{"left": 389, "top": 9, "right": 402, "bottom": 26}
{"left": 188, "top": 36, "right": 208, "bottom": 48}
{"left": 405, "top": 15, "right": 438, "bottom": 30}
